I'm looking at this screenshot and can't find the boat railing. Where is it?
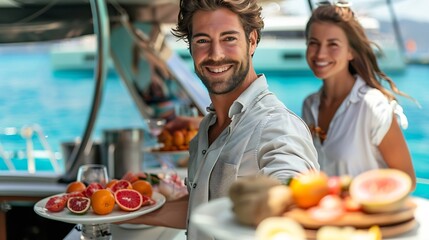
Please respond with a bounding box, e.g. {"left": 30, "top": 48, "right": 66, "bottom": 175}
{"left": 0, "top": 124, "right": 61, "bottom": 174}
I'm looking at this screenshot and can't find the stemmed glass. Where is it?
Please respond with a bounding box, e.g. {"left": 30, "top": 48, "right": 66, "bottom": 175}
{"left": 145, "top": 118, "right": 166, "bottom": 146}
{"left": 145, "top": 118, "right": 176, "bottom": 170}
{"left": 77, "top": 164, "right": 109, "bottom": 186}
{"left": 76, "top": 164, "right": 111, "bottom": 240}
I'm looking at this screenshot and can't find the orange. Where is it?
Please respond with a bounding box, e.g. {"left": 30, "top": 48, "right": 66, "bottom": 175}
{"left": 185, "top": 129, "right": 198, "bottom": 144}
{"left": 91, "top": 189, "right": 115, "bottom": 215}
{"left": 132, "top": 180, "right": 153, "bottom": 197}
{"left": 173, "top": 130, "right": 185, "bottom": 147}
{"left": 289, "top": 171, "right": 329, "bottom": 209}
{"left": 158, "top": 130, "right": 172, "bottom": 145}
{"left": 66, "top": 181, "right": 86, "bottom": 193}
{"left": 106, "top": 179, "right": 119, "bottom": 189}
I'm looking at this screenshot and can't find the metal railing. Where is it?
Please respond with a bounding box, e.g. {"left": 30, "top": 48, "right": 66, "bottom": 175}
{"left": 0, "top": 124, "right": 61, "bottom": 173}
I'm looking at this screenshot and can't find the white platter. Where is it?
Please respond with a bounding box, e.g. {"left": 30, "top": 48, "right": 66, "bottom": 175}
{"left": 34, "top": 192, "right": 165, "bottom": 225}
{"left": 191, "top": 197, "right": 424, "bottom": 240}
{"left": 191, "top": 197, "right": 255, "bottom": 240}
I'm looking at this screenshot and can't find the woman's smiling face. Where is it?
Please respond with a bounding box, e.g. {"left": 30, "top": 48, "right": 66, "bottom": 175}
{"left": 306, "top": 21, "right": 354, "bottom": 81}
{"left": 190, "top": 8, "right": 256, "bottom": 95}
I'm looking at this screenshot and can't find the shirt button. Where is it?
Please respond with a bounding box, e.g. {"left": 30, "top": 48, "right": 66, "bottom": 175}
{"left": 202, "top": 150, "right": 206, "bottom": 154}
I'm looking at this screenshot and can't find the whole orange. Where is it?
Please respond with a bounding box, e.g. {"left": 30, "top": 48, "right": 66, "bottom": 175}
{"left": 66, "top": 181, "right": 86, "bottom": 193}
{"left": 185, "top": 129, "right": 198, "bottom": 144}
{"left": 132, "top": 180, "right": 153, "bottom": 197}
{"left": 158, "top": 130, "right": 172, "bottom": 143}
{"left": 91, "top": 189, "right": 115, "bottom": 215}
{"left": 173, "top": 130, "right": 185, "bottom": 147}
{"left": 289, "top": 171, "right": 329, "bottom": 209}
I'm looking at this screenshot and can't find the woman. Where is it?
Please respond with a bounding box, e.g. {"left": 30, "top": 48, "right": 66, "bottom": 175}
{"left": 302, "top": 2, "right": 416, "bottom": 187}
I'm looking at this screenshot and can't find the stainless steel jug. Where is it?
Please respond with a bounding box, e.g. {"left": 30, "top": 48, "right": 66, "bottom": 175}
{"left": 101, "top": 128, "right": 144, "bottom": 179}
{"left": 61, "top": 140, "right": 101, "bottom": 180}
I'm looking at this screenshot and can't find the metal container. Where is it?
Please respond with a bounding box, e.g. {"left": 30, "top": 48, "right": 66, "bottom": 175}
{"left": 61, "top": 141, "right": 102, "bottom": 180}
{"left": 101, "top": 128, "right": 144, "bottom": 179}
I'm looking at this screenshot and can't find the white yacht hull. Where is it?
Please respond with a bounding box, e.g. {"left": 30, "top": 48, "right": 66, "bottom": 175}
{"left": 50, "top": 37, "right": 406, "bottom": 73}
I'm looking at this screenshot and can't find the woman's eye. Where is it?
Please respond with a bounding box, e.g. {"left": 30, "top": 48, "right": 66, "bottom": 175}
{"left": 307, "top": 41, "right": 318, "bottom": 46}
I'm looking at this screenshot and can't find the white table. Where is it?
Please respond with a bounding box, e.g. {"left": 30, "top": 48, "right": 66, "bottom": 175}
{"left": 192, "top": 197, "right": 429, "bottom": 240}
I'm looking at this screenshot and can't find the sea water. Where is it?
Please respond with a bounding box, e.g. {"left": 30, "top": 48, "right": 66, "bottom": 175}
{"left": 0, "top": 47, "right": 428, "bottom": 198}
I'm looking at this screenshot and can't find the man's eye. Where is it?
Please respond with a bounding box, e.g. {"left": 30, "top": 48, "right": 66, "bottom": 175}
{"left": 195, "top": 39, "right": 209, "bottom": 44}
{"left": 224, "top": 37, "right": 237, "bottom": 41}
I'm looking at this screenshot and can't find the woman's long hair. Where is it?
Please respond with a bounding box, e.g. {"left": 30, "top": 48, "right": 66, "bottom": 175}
{"left": 305, "top": 4, "right": 413, "bottom": 102}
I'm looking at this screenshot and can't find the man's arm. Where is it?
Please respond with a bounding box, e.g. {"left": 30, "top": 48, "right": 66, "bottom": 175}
{"left": 165, "top": 116, "right": 203, "bottom": 131}
{"left": 115, "top": 195, "right": 189, "bottom": 229}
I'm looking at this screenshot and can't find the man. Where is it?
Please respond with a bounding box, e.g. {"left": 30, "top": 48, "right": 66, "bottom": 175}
{"left": 122, "top": 0, "right": 319, "bottom": 239}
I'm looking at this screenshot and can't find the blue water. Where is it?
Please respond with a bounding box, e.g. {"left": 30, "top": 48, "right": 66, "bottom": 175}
{"left": 0, "top": 46, "right": 428, "bottom": 198}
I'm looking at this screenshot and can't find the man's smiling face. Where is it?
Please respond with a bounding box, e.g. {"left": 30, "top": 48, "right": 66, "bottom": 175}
{"left": 190, "top": 8, "right": 252, "bottom": 95}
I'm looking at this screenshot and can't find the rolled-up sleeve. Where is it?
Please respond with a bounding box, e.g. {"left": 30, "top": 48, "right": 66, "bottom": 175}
{"left": 257, "top": 108, "right": 319, "bottom": 182}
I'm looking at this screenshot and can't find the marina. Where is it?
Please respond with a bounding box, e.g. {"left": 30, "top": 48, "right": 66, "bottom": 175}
{"left": 1, "top": 0, "right": 428, "bottom": 239}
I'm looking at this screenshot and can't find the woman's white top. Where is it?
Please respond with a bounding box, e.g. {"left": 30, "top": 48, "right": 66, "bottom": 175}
{"left": 302, "top": 75, "right": 407, "bottom": 177}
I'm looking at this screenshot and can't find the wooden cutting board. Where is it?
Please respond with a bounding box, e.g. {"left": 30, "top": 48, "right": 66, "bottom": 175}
{"left": 284, "top": 198, "right": 416, "bottom": 229}
{"left": 304, "top": 218, "right": 417, "bottom": 240}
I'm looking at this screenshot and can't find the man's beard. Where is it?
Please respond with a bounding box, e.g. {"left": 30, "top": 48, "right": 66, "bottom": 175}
{"left": 195, "top": 56, "right": 250, "bottom": 95}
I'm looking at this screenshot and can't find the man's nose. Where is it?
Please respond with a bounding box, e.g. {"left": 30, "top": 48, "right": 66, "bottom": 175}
{"left": 208, "top": 42, "right": 225, "bottom": 61}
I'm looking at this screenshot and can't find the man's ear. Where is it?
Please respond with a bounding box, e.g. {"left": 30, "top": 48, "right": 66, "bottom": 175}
{"left": 249, "top": 30, "right": 258, "bottom": 55}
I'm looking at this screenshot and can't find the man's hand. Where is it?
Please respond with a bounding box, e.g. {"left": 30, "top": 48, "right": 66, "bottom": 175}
{"left": 165, "top": 116, "right": 202, "bottom": 132}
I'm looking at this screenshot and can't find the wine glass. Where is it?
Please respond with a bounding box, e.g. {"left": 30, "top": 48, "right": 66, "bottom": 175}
{"left": 77, "top": 164, "right": 109, "bottom": 187}
{"left": 76, "top": 164, "right": 111, "bottom": 240}
{"left": 145, "top": 118, "right": 176, "bottom": 170}
{"left": 146, "top": 118, "right": 166, "bottom": 145}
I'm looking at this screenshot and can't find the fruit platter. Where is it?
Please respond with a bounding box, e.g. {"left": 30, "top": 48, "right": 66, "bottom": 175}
{"left": 192, "top": 169, "right": 419, "bottom": 240}
{"left": 34, "top": 192, "right": 165, "bottom": 224}
{"left": 33, "top": 172, "right": 170, "bottom": 225}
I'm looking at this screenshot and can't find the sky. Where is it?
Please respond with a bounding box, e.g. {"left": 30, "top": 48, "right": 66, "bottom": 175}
{"left": 273, "top": 0, "right": 429, "bottom": 22}
{"left": 367, "top": 0, "right": 429, "bottom": 22}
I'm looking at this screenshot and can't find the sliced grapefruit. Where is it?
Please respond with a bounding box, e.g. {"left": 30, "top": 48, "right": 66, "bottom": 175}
{"left": 110, "top": 179, "right": 132, "bottom": 193}
{"left": 64, "top": 191, "right": 85, "bottom": 201}
{"left": 67, "top": 196, "right": 91, "bottom": 214}
{"left": 349, "top": 169, "right": 412, "bottom": 213}
{"left": 114, "top": 189, "right": 143, "bottom": 211}
{"left": 45, "top": 195, "right": 67, "bottom": 212}
{"left": 83, "top": 182, "right": 104, "bottom": 198}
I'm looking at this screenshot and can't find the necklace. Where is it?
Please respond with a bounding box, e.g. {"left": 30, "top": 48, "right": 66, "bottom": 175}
{"left": 309, "top": 125, "right": 327, "bottom": 141}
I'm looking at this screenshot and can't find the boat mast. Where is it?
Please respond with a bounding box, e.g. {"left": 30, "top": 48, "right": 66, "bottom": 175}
{"left": 386, "top": 0, "right": 406, "bottom": 60}
{"left": 307, "top": 0, "right": 314, "bottom": 11}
